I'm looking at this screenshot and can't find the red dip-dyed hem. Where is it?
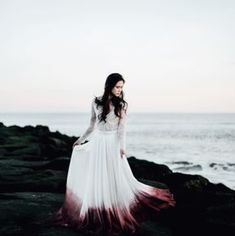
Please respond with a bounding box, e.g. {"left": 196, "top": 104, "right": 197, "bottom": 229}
{"left": 48, "top": 187, "right": 176, "bottom": 235}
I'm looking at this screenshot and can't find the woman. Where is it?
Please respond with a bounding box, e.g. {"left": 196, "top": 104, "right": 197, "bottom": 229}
{"left": 48, "top": 73, "right": 176, "bottom": 235}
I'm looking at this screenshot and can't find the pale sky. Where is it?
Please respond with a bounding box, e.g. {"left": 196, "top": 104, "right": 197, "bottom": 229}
{"left": 0, "top": 0, "right": 235, "bottom": 113}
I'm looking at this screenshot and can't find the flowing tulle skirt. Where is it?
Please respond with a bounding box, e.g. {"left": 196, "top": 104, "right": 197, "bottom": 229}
{"left": 48, "top": 129, "right": 176, "bottom": 235}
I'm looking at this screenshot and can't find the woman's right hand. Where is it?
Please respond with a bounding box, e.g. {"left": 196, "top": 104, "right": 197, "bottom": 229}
{"left": 73, "top": 139, "right": 81, "bottom": 148}
{"left": 120, "top": 148, "right": 126, "bottom": 158}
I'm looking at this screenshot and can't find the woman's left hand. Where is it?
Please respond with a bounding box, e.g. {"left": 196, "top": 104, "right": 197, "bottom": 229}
{"left": 120, "top": 149, "right": 126, "bottom": 158}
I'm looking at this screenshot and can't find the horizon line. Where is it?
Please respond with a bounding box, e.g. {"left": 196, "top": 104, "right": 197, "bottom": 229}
{"left": 1, "top": 111, "right": 235, "bottom": 114}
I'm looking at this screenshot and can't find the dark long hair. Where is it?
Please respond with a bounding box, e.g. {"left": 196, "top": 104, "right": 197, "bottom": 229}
{"left": 94, "top": 73, "right": 128, "bottom": 123}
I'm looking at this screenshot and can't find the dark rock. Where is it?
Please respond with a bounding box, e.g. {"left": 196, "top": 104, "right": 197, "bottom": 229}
{"left": 227, "top": 163, "right": 235, "bottom": 166}
{"left": 168, "top": 161, "right": 193, "bottom": 165}
{"left": 128, "top": 156, "right": 173, "bottom": 181}
{"left": 0, "top": 123, "right": 77, "bottom": 160}
{"left": 0, "top": 122, "right": 234, "bottom": 236}
{"left": 173, "top": 164, "right": 202, "bottom": 171}
{"left": 210, "top": 162, "right": 223, "bottom": 168}
{"left": 209, "top": 162, "right": 235, "bottom": 171}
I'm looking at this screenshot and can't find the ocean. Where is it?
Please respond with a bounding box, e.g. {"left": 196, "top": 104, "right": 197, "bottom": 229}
{"left": 1, "top": 112, "right": 235, "bottom": 190}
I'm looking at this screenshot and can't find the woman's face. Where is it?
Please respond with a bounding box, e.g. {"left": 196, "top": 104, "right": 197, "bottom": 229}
{"left": 111, "top": 80, "right": 124, "bottom": 97}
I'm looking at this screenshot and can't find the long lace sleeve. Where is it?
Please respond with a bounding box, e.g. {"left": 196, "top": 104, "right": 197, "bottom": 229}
{"left": 77, "top": 99, "right": 96, "bottom": 144}
{"left": 117, "top": 105, "right": 127, "bottom": 150}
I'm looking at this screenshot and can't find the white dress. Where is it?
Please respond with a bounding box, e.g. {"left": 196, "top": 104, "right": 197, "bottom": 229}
{"left": 49, "top": 97, "right": 176, "bottom": 235}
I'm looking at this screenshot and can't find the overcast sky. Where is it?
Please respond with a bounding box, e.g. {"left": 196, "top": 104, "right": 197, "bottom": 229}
{"left": 0, "top": 0, "right": 235, "bottom": 113}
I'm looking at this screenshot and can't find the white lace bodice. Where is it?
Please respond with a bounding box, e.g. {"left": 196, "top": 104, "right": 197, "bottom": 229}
{"left": 77, "top": 97, "right": 127, "bottom": 150}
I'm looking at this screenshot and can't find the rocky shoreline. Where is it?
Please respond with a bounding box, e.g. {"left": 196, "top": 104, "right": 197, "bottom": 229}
{"left": 0, "top": 122, "right": 234, "bottom": 236}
